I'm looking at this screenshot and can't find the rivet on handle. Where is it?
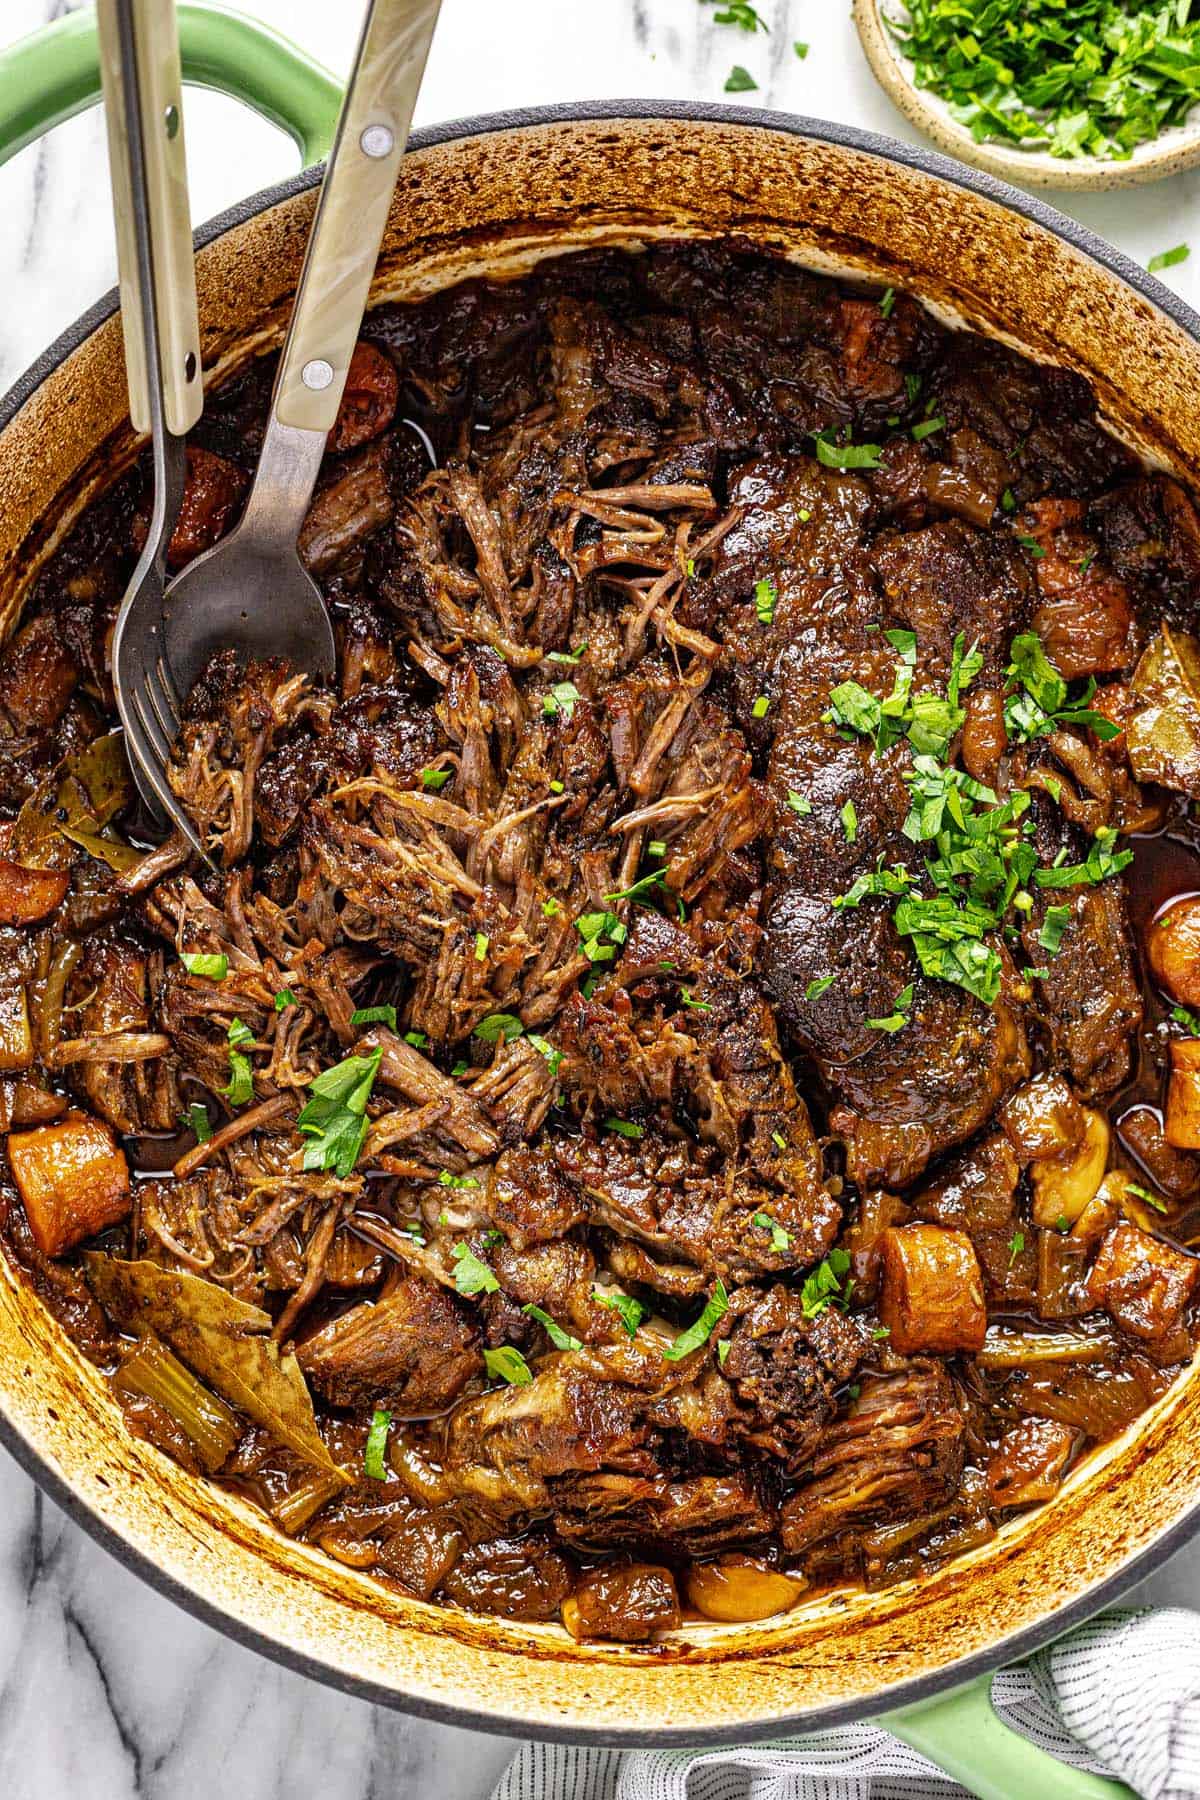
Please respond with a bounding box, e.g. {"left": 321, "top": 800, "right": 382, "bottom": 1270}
{"left": 359, "top": 123, "right": 394, "bottom": 158}
{"left": 301, "top": 358, "right": 334, "bottom": 390}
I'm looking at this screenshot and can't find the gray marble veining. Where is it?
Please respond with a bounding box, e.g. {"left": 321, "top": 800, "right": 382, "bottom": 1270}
{"left": 1, "top": 2, "right": 1199, "bottom": 1795}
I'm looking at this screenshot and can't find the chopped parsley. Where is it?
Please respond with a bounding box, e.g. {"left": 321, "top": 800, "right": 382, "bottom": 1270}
{"left": 752, "top": 1210, "right": 792, "bottom": 1253}
{"left": 473, "top": 1012, "right": 524, "bottom": 1044}
{"left": 755, "top": 578, "right": 777, "bottom": 624}
{"left": 806, "top": 975, "right": 837, "bottom": 1001}
{"left": 1004, "top": 632, "right": 1121, "bottom": 744}
{"left": 1007, "top": 1229, "right": 1026, "bottom": 1267}
{"left": 575, "top": 911, "right": 625, "bottom": 969}
{"left": 604, "top": 869, "right": 666, "bottom": 907}
{"left": 814, "top": 429, "right": 883, "bottom": 470}
{"left": 867, "top": 983, "right": 914, "bottom": 1033}
{"left": 1038, "top": 903, "right": 1072, "bottom": 955}
{"left": 702, "top": 0, "right": 769, "bottom": 29}
{"left": 274, "top": 988, "right": 296, "bottom": 1010}
{"left": 484, "top": 1345, "right": 533, "bottom": 1386}
{"left": 605, "top": 1117, "right": 644, "bottom": 1139}
{"left": 438, "top": 1169, "right": 481, "bottom": 1189}
{"left": 793, "top": 39, "right": 808, "bottom": 58}
{"left": 801, "top": 1248, "right": 852, "bottom": 1319}
{"left": 527, "top": 1032, "right": 563, "bottom": 1076}
{"left": 363, "top": 1408, "right": 391, "bottom": 1480}
{"left": 593, "top": 1288, "right": 648, "bottom": 1337}
{"left": 787, "top": 790, "right": 812, "bottom": 816}
{"left": 879, "top": 286, "right": 896, "bottom": 319}
{"left": 663, "top": 1281, "right": 729, "bottom": 1360}
{"left": 1172, "top": 1004, "right": 1200, "bottom": 1036}
{"left": 723, "top": 64, "right": 758, "bottom": 91}
{"left": 680, "top": 987, "right": 711, "bottom": 1012}
{"left": 717, "top": 1338, "right": 732, "bottom": 1367}
{"left": 404, "top": 1029, "right": 428, "bottom": 1049}
{"left": 351, "top": 1004, "right": 398, "bottom": 1032}
{"left": 1001, "top": 487, "right": 1016, "bottom": 513}
{"left": 884, "top": 2, "right": 1200, "bottom": 164}
{"left": 1033, "top": 826, "right": 1133, "bottom": 889}
{"left": 546, "top": 641, "right": 588, "bottom": 665}
{"left": 752, "top": 694, "right": 771, "bottom": 719}
{"left": 1149, "top": 243, "right": 1191, "bottom": 274}
{"left": 522, "top": 1304, "right": 583, "bottom": 1351}
{"left": 474, "top": 931, "right": 489, "bottom": 961}
{"left": 180, "top": 951, "right": 228, "bottom": 981}
{"left": 185, "top": 1101, "right": 211, "bottom": 1143}
{"left": 1126, "top": 1181, "right": 1168, "bottom": 1214}
{"left": 541, "top": 896, "right": 562, "bottom": 918}
{"left": 221, "top": 1018, "right": 255, "bottom": 1107}
{"left": 840, "top": 799, "right": 858, "bottom": 843}
{"left": 911, "top": 415, "right": 945, "bottom": 442}
{"left": 452, "top": 1243, "right": 500, "bottom": 1296}
{"left": 543, "top": 681, "right": 581, "bottom": 720}
{"left": 420, "top": 767, "right": 451, "bottom": 791}
{"left": 296, "top": 1045, "right": 383, "bottom": 1177}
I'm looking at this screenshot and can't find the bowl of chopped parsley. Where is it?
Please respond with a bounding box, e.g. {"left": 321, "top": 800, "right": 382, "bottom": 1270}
{"left": 854, "top": 0, "right": 1200, "bottom": 188}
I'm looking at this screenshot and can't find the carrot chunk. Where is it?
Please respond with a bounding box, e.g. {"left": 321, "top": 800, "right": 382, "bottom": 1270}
{"left": 0, "top": 858, "right": 68, "bottom": 925}
{"left": 8, "top": 1115, "right": 130, "bottom": 1256}
{"left": 879, "top": 1224, "right": 987, "bottom": 1355}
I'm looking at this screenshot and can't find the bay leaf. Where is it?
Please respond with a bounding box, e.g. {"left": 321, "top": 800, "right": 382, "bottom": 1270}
{"left": 84, "top": 1254, "right": 346, "bottom": 1479}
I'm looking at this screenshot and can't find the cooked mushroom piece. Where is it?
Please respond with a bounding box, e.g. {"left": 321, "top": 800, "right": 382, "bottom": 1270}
{"left": 1030, "top": 1108, "right": 1110, "bottom": 1228}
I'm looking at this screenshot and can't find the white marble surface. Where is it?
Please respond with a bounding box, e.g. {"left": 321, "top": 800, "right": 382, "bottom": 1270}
{"left": 1, "top": 3, "right": 1200, "bottom": 1796}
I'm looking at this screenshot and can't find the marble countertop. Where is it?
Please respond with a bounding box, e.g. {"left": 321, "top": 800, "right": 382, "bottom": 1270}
{"left": 1, "top": 2, "right": 1199, "bottom": 1795}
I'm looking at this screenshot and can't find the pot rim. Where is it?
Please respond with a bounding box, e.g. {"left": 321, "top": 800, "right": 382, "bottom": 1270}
{"left": 2, "top": 97, "right": 1199, "bottom": 1745}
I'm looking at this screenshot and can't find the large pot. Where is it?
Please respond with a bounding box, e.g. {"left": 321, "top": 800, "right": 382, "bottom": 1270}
{"left": 0, "top": 9, "right": 1196, "bottom": 1792}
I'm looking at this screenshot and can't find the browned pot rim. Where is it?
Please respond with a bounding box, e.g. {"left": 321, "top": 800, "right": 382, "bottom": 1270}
{"left": 1, "top": 100, "right": 1199, "bottom": 1743}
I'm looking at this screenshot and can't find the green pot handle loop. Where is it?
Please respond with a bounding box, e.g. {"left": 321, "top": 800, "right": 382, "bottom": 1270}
{"left": 0, "top": 3, "right": 342, "bottom": 172}
{"left": 886, "top": 1672, "right": 1135, "bottom": 1800}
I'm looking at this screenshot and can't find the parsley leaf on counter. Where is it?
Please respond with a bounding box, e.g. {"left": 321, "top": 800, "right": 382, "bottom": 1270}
{"left": 724, "top": 64, "right": 758, "bottom": 91}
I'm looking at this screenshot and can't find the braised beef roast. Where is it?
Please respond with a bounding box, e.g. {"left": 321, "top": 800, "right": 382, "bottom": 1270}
{"left": 3, "top": 242, "right": 1200, "bottom": 1641}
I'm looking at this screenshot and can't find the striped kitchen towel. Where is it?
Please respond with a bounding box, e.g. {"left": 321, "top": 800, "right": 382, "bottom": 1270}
{"left": 492, "top": 1608, "right": 1200, "bottom": 1800}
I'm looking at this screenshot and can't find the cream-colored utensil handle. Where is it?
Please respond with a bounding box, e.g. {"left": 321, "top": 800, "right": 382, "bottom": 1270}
{"left": 272, "top": 0, "right": 441, "bottom": 434}
{"left": 98, "top": 0, "right": 201, "bottom": 437}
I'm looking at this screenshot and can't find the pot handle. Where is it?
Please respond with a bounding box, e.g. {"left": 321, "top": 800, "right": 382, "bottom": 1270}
{"left": 886, "top": 1672, "right": 1134, "bottom": 1800}
{"left": 0, "top": 3, "right": 343, "bottom": 171}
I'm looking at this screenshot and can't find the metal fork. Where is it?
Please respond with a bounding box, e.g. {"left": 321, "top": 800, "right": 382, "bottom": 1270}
{"left": 119, "top": 0, "right": 442, "bottom": 848}
{"left": 99, "top": 0, "right": 206, "bottom": 850}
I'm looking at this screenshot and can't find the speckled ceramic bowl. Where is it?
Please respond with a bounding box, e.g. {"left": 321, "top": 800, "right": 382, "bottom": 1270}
{"left": 854, "top": 0, "right": 1200, "bottom": 190}
{"left": 0, "top": 8, "right": 1198, "bottom": 1793}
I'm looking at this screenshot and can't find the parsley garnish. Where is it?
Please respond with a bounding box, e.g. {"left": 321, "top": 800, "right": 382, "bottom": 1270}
{"left": 1004, "top": 632, "right": 1121, "bottom": 743}
{"left": 420, "top": 767, "right": 451, "bottom": 791}
{"left": 755, "top": 577, "right": 777, "bottom": 624}
{"left": 605, "top": 1117, "right": 644, "bottom": 1139}
{"left": 484, "top": 1346, "right": 533, "bottom": 1386}
{"left": 911, "top": 415, "right": 945, "bottom": 441}
{"left": 546, "top": 641, "right": 587, "bottom": 666}
{"left": 806, "top": 975, "right": 837, "bottom": 1001}
{"left": 222, "top": 1018, "right": 255, "bottom": 1106}
{"left": 438, "top": 1170, "right": 481, "bottom": 1189}
{"left": 185, "top": 1101, "right": 211, "bottom": 1143}
{"left": 1172, "top": 1004, "right": 1200, "bottom": 1035}
{"left": 351, "top": 1004, "right": 398, "bottom": 1031}
{"left": 867, "top": 983, "right": 914, "bottom": 1033}
{"left": 1033, "top": 826, "right": 1133, "bottom": 890}
{"left": 364, "top": 1408, "right": 391, "bottom": 1480}
{"left": 814, "top": 429, "right": 883, "bottom": 470}
{"left": 1007, "top": 1229, "right": 1026, "bottom": 1267}
{"left": 296, "top": 1046, "right": 383, "bottom": 1177}
{"left": 787, "top": 790, "right": 812, "bottom": 816}
{"left": 1038, "top": 903, "right": 1072, "bottom": 955}
{"left": 452, "top": 1244, "right": 499, "bottom": 1296}
{"left": 593, "top": 1288, "right": 648, "bottom": 1337}
{"left": 522, "top": 1304, "right": 583, "bottom": 1351}
{"left": 274, "top": 988, "right": 296, "bottom": 1010}
{"left": 1126, "top": 1181, "right": 1168, "bottom": 1214}
{"left": 543, "top": 681, "right": 581, "bottom": 720}
{"left": 181, "top": 951, "right": 228, "bottom": 981}
{"left": 752, "top": 694, "right": 770, "bottom": 719}
{"left": 879, "top": 286, "right": 896, "bottom": 318}
{"left": 801, "top": 1248, "right": 852, "bottom": 1318}
{"left": 840, "top": 799, "right": 858, "bottom": 844}
{"left": 474, "top": 931, "right": 489, "bottom": 961}
{"left": 752, "top": 1210, "right": 792, "bottom": 1253}
{"left": 474, "top": 1012, "right": 524, "bottom": 1043}
{"left": 724, "top": 64, "right": 758, "bottom": 91}
{"left": 663, "top": 1281, "right": 729, "bottom": 1360}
